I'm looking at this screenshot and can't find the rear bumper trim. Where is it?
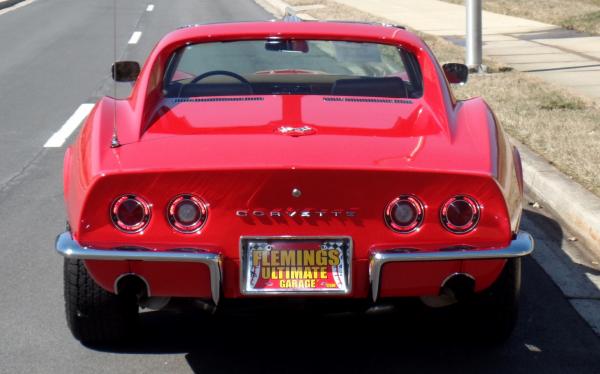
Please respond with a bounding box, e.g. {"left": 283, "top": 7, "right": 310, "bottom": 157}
{"left": 54, "top": 232, "right": 222, "bottom": 304}
{"left": 369, "top": 231, "right": 534, "bottom": 302}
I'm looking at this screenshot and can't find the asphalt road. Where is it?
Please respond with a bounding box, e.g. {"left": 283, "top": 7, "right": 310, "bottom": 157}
{"left": 0, "top": 0, "right": 599, "bottom": 373}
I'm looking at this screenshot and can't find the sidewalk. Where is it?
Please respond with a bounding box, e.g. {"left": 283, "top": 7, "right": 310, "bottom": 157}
{"left": 334, "top": 0, "right": 600, "bottom": 101}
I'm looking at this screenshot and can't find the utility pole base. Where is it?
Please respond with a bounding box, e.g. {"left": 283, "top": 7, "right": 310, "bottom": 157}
{"left": 468, "top": 64, "right": 488, "bottom": 74}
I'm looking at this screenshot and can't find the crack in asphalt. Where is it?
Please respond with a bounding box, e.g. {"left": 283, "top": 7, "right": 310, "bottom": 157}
{"left": 0, "top": 149, "right": 48, "bottom": 201}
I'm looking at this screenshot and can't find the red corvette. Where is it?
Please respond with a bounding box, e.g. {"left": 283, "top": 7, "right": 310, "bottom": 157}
{"left": 56, "top": 19, "right": 533, "bottom": 344}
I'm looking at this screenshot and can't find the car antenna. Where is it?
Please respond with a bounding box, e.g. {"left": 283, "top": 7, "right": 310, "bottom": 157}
{"left": 111, "top": 0, "right": 121, "bottom": 148}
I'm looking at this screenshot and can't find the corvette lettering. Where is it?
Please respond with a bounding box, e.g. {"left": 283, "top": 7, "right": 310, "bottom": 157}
{"left": 236, "top": 209, "right": 357, "bottom": 218}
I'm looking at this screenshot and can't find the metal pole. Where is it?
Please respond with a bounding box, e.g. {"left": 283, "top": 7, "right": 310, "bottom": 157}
{"left": 466, "top": 0, "right": 482, "bottom": 72}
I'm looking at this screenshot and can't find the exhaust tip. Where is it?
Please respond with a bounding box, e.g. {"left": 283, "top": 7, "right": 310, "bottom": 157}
{"left": 421, "top": 273, "right": 476, "bottom": 308}
{"left": 114, "top": 273, "right": 150, "bottom": 298}
{"left": 441, "top": 272, "right": 475, "bottom": 301}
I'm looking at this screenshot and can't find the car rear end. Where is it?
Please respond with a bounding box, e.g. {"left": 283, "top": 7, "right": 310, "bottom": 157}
{"left": 56, "top": 21, "right": 533, "bottom": 344}
{"left": 59, "top": 166, "right": 530, "bottom": 303}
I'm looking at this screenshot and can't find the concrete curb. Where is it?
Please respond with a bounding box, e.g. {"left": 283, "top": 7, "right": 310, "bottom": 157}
{"left": 512, "top": 136, "right": 600, "bottom": 252}
{"left": 254, "top": 0, "right": 317, "bottom": 20}
{"left": 0, "top": 0, "right": 25, "bottom": 10}
{"left": 255, "top": 0, "right": 600, "bottom": 255}
{"left": 254, "top": 0, "right": 287, "bottom": 16}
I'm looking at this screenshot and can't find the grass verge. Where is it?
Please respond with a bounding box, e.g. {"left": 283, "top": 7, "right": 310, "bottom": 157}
{"left": 442, "top": 0, "right": 600, "bottom": 35}
{"left": 286, "top": 0, "right": 600, "bottom": 197}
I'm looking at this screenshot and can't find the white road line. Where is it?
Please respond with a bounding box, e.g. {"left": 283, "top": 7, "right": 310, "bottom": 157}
{"left": 43, "top": 104, "right": 95, "bottom": 148}
{"left": 0, "top": 0, "right": 36, "bottom": 16}
{"left": 146, "top": 4, "right": 154, "bottom": 11}
{"left": 128, "top": 31, "right": 142, "bottom": 44}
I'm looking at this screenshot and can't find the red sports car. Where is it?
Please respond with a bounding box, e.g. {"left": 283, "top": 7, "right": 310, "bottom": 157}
{"left": 56, "top": 20, "right": 534, "bottom": 344}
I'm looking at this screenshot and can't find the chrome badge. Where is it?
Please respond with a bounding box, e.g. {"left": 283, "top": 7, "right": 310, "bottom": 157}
{"left": 276, "top": 126, "right": 315, "bottom": 136}
{"left": 236, "top": 209, "right": 357, "bottom": 218}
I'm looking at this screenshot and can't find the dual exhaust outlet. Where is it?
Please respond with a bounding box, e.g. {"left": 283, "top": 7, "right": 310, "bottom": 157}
{"left": 114, "top": 271, "right": 477, "bottom": 309}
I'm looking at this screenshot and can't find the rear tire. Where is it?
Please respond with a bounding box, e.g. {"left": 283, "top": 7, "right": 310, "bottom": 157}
{"left": 467, "top": 257, "right": 521, "bottom": 343}
{"left": 64, "top": 258, "right": 138, "bottom": 345}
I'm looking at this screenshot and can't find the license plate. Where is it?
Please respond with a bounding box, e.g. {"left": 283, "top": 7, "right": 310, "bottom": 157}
{"left": 240, "top": 237, "right": 352, "bottom": 295}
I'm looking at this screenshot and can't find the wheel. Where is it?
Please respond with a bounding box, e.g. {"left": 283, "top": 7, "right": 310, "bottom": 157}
{"left": 467, "top": 257, "right": 521, "bottom": 343}
{"left": 63, "top": 258, "right": 138, "bottom": 345}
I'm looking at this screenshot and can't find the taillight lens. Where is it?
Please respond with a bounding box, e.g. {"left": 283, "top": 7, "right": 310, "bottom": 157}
{"left": 384, "top": 195, "right": 424, "bottom": 233}
{"left": 167, "top": 194, "right": 207, "bottom": 233}
{"left": 440, "top": 195, "right": 480, "bottom": 234}
{"left": 110, "top": 195, "right": 151, "bottom": 233}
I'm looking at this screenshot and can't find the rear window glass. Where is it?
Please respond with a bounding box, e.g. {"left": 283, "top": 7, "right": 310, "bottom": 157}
{"left": 164, "top": 40, "right": 423, "bottom": 98}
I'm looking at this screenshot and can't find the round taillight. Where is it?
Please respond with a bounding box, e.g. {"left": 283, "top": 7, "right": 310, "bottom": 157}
{"left": 110, "top": 195, "right": 151, "bottom": 233}
{"left": 167, "top": 195, "right": 207, "bottom": 233}
{"left": 384, "top": 195, "right": 424, "bottom": 233}
{"left": 440, "top": 195, "right": 480, "bottom": 234}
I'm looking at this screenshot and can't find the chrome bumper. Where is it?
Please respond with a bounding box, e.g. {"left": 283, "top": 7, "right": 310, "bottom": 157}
{"left": 369, "top": 231, "right": 534, "bottom": 302}
{"left": 54, "top": 232, "right": 222, "bottom": 304}
{"left": 56, "top": 231, "right": 533, "bottom": 305}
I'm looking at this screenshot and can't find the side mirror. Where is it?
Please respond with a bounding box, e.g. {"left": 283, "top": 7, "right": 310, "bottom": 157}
{"left": 443, "top": 63, "right": 469, "bottom": 85}
{"left": 112, "top": 61, "right": 140, "bottom": 82}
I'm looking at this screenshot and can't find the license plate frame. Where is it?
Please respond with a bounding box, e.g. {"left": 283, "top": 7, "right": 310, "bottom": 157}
{"left": 239, "top": 236, "right": 353, "bottom": 295}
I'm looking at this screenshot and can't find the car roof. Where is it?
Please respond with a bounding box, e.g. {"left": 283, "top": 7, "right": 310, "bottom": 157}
{"left": 159, "top": 21, "right": 423, "bottom": 50}
{"left": 177, "top": 20, "right": 406, "bottom": 31}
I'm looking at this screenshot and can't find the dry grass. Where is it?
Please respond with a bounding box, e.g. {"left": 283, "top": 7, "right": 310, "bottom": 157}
{"left": 454, "top": 75, "right": 600, "bottom": 194}
{"left": 286, "top": 0, "right": 600, "bottom": 196}
{"left": 443, "top": 0, "right": 600, "bottom": 35}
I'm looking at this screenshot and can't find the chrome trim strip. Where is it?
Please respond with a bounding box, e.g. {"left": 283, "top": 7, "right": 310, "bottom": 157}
{"left": 369, "top": 231, "right": 534, "bottom": 302}
{"left": 54, "top": 231, "right": 222, "bottom": 305}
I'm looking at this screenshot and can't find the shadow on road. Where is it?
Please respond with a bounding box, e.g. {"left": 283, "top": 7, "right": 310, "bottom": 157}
{"left": 523, "top": 207, "right": 600, "bottom": 281}
{"left": 88, "top": 210, "right": 600, "bottom": 373}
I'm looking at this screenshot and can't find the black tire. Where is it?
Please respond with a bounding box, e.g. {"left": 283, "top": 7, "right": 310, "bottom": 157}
{"left": 467, "top": 257, "right": 521, "bottom": 343}
{"left": 64, "top": 258, "right": 138, "bottom": 345}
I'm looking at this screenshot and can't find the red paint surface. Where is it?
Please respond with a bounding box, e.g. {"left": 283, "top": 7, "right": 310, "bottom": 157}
{"left": 380, "top": 261, "right": 462, "bottom": 297}
{"left": 129, "top": 262, "right": 212, "bottom": 298}
{"left": 63, "top": 22, "right": 522, "bottom": 299}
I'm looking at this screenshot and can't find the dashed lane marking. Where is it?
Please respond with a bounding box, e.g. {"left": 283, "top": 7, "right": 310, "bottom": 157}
{"left": 43, "top": 104, "right": 95, "bottom": 148}
{"left": 128, "top": 31, "right": 142, "bottom": 44}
